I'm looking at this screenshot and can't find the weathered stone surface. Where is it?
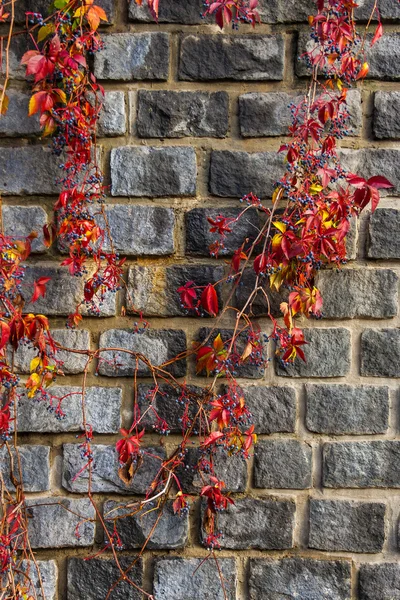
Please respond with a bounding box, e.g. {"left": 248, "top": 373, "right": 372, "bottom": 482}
{"left": 2, "top": 36, "right": 33, "bottom": 80}
{"left": 201, "top": 497, "right": 295, "bottom": 550}
{"left": 26, "top": 498, "right": 95, "bottom": 548}
{"left": 361, "top": 329, "right": 400, "bottom": 377}
{"left": 104, "top": 500, "right": 188, "bottom": 549}
{"left": 196, "top": 328, "right": 266, "bottom": 379}
{"left": 12, "top": 329, "right": 90, "bottom": 374}
{"left": 374, "top": 91, "right": 400, "bottom": 139}
{"left": 308, "top": 499, "right": 386, "bottom": 553}
{"left": 22, "top": 264, "right": 115, "bottom": 316}
{"left": 185, "top": 207, "right": 262, "bottom": 256}
{"left": 179, "top": 35, "right": 284, "bottom": 81}
{"left": 249, "top": 557, "right": 351, "bottom": 600}
{"left": 137, "top": 90, "right": 229, "bottom": 138}
{"left": 242, "top": 385, "right": 296, "bottom": 434}
{"left": 98, "top": 329, "right": 187, "bottom": 377}
{"left": 111, "top": 146, "right": 197, "bottom": 197}
{"left": 94, "top": 33, "right": 170, "bottom": 80}
{"left": 16, "top": 560, "right": 57, "bottom": 600}
{"left": 153, "top": 558, "right": 237, "bottom": 600}
{"left": 339, "top": 148, "right": 400, "bottom": 195}
{"left": 323, "top": 441, "right": 400, "bottom": 488}
{"left": 239, "top": 90, "right": 361, "bottom": 137}
{"left": 254, "top": 440, "right": 312, "bottom": 489}
{"left": 0, "top": 445, "right": 50, "bottom": 492}
{"left": 235, "top": 268, "right": 287, "bottom": 316}
{"left": 68, "top": 557, "right": 142, "bottom": 600}
{"left": 318, "top": 268, "right": 398, "bottom": 318}
{"left": 175, "top": 447, "right": 248, "bottom": 493}
{"left": 98, "top": 91, "right": 126, "bottom": 137}
{"left": 276, "top": 328, "right": 351, "bottom": 378}
{"left": 209, "top": 150, "right": 284, "bottom": 198}
{"left": 0, "top": 90, "right": 40, "bottom": 136}
{"left": 359, "top": 563, "right": 400, "bottom": 600}
{"left": 2, "top": 205, "right": 47, "bottom": 252}
{"left": 367, "top": 208, "right": 400, "bottom": 259}
{"left": 127, "top": 264, "right": 224, "bottom": 316}
{"left": 0, "top": 147, "right": 60, "bottom": 195}
{"left": 17, "top": 386, "right": 122, "bottom": 433}
{"left": 63, "top": 444, "right": 166, "bottom": 494}
{"left": 366, "top": 33, "right": 400, "bottom": 80}
{"left": 129, "top": 0, "right": 202, "bottom": 22}
{"left": 306, "top": 384, "right": 389, "bottom": 434}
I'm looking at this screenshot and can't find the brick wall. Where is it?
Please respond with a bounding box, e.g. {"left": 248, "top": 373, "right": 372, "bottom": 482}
{"left": 2, "top": 0, "right": 400, "bottom": 598}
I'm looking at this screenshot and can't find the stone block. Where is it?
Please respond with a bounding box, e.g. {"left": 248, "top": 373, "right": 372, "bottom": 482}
{"left": 242, "top": 385, "right": 296, "bottom": 434}
{"left": 0, "top": 445, "right": 50, "bottom": 492}
{"left": 359, "top": 563, "right": 400, "bottom": 600}
{"left": 361, "top": 329, "right": 400, "bottom": 377}
{"left": 367, "top": 208, "right": 400, "bottom": 259}
{"left": 2, "top": 205, "right": 47, "bottom": 252}
{"left": 254, "top": 440, "right": 312, "bottom": 489}
{"left": 68, "top": 557, "right": 143, "bottom": 600}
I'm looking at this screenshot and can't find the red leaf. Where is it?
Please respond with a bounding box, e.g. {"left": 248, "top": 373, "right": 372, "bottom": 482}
{"left": 367, "top": 175, "right": 393, "bottom": 189}
{"left": 0, "top": 321, "right": 10, "bottom": 350}
{"left": 201, "top": 284, "right": 218, "bottom": 317}
{"left": 254, "top": 253, "right": 267, "bottom": 274}
{"left": 347, "top": 174, "right": 366, "bottom": 188}
{"left": 31, "top": 277, "right": 51, "bottom": 303}
{"left": 371, "top": 22, "right": 383, "bottom": 47}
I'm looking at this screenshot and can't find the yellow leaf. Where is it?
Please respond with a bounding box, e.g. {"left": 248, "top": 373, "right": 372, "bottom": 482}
{"left": 309, "top": 183, "right": 323, "bottom": 195}
{"left": 0, "top": 93, "right": 9, "bottom": 115}
{"left": 272, "top": 221, "right": 287, "bottom": 234}
{"left": 37, "top": 23, "right": 54, "bottom": 42}
{"left": 272, "top": 187, "right": 284, "bottom": 204}
{"left": 30, "top": 356, "right": 42, "bottom": 373}
{"left": 73, "top": 6, "right": 87, "bottom": 17}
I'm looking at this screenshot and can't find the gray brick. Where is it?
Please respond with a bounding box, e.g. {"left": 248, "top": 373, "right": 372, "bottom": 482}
{"left": 318, "top": 268, "right": 398, "bottom": 318}
{"left": 249, "top": 557, "right": 351, "bottom": 600}
{"left": 306, "top": 384, "right": 389, "bottom": 434}
{"left": 2, "top": 36, "right": 32, "bottom": 80}
{"left": 62, "top": 443, "right": 166, "bottom": 494}
{"left": 22, "top": 264, "right": 115, "bottom": 317}
{"left": 257, "top": 0, "right": 313, "bottom": 22}
{"left": 366, "top": 33, "right": 400, "bottom": 80}
{"left": 153, "top": 558, "right": 237, "bottom": 600}
{"left": 254, "top": 440, "right": 312, "bottom": 489}
{"left": 0, "top": 147, "right": 60, "bottom": 195}
{"left": 0, "top": 445, "right": 50, "bottom": 492}
{"left": 235, "top": 268, "right": 287, "bottom": 317}
{"left": 309, "top": 499, "right": 386, "bottom": 553}
{"left": 0, "top": 90, "right": 40, "bottom": 136}
{"left": 239, "top": 90, "right": 361, "bottom": 137}
{"left": 356, "top": 0, "right": 400, "bottom": 19}
{"left": 361, "top": 328, "right": 400, "bottom": 377}
{"left": 367, "top": 208, "right": 400, "bottom": 259}
{"left": 179, "top": 34, "right": 284, "bottom": 81}
{"left": 127, "top": 264, "right": 224, "bottom": 316}
{"left": 340, "top": 148, "right": 400, "bottom": 195}
{"left": 323, "top": 441, "right": 400, "bottom": 488}
{"left": 2, "top": 205, "right": 47, "bottom": 252}
{"left": 98, "top": 91, "right": 126, "bottom": 137}
{"left": 276, "top": 328, "right": 351, "bottom": 378}
{"left": 12, "top": 328, "right": 90, "bottom": 375}
{"left": 129, "top": 0, "right": 202, "bottom": 22}
{"left": 17, "top": 560, "right": 57, "bottom": 600}
{"left": 94, "top": 33, "right": 170, "bottom": 80}
{"left": 201, "top": 497, "right": 295, "bottom": 550}
{"left": 26, "top": 498, "right": 95, "bottom": 548}
{"left": 137, "top": 90, "right": 229, "bottom": 138}
{"left": 111, "top": 146, "right": 196, "bottom": 197}
{"left": 17, "top": 386, "right": 122, "bottom": 433}
{"left": 185, "top": 207, "right": 262, "bottom": 256}
{"left": 68, "top": 557, "right": 142, "bottom": 600}
{"left": 104, "top": 500, "right": 188, "bottom": 550}
{"left": 209, "top": 150, "right": 284, "bottom": 198}
{"left": 374, "top": 91, "right": 400, "bottom": 139}
{"left": 359, "top": 563, "right": 400, "bottom": 600}
{"left": 98, "top": 329, "right": 186, "bottom": 378}
{"left": 242, "top": 385, "right": 296, "bottom": 434}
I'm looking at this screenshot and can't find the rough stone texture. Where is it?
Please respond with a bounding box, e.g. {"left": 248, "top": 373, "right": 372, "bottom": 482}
{"left": 249, "top": 557, "right": 351, "bottom": 600}
{"left": 306, "top": 384, "right": 389, "bottom": 434}
{"left": 16, "top": 560, "right": 57, "bottom": 600}
{"left": 242, "top": 385, "right": 296, "bottom": 434}
{"left": 308, "top": 499, "right": 386, "bottom": 553}
{"left": 323, "top": 441, "right": 400, "bottom": 488}
{"left": 209, "top": 150, "right": 285, "bottom": 198}
{"left": 367, "top": 208, "right": 400, "bottom": 259}
{"left": 185, "top": 207, "right": 262, "bottom": 256}
{"left": 0, "top": 445, "right": 50, "bottom": 492}
{"left": 12, "top": 328, "right": 90, "bottom": 374}
{"left": 129, "top": 0, "right": 203, "bottom": 22}
{"left": 318, "top": 268, "right": 398, "bottom": 318}
{"left": 153, "top": 558, "right": 237, "bottom": 600}
{"left": 254, "top": 440, "right": 312, "bottom": 489}
{"left": 98, "top": 329, "right": 187, "bottom": 377}
{"left": 339, "top": 148, "right": 400, "bottom": 195}
{"left": 111, "top": 146, "right": 197, "bottom": 197}
{"left": 239, "top": 90, "right": 361, "bottom": 137}
{"left": 276, "top": 328, "right": 351, "bottom": 378}
{"left": 359, "top": 563, "right": 400, "bottom": 600}
{"left": 94, "top": 33, "right": 170, "bottom": 80}
{"left": 374, "top": 91, "right": 400, "bottom": 139}
{"left": 127, "top": 264, "right": 224, "bottom": 316}
{"left": 234, "top": 268, "right": 287, "bottom": 317}
{"left": 26, "top": 498, "right": 95, "bottom": 548}
{"left": 360, "top": 329, "right": 400, "bottom": 377}
{"left": 137, "top": 90, "right": 229, "bottom": 138}
{"left": 22, "top": 264, "right": 115, "bottom": 317}
{"left": 62, "top": 443, "right": 166, "bottom": 494}
{"left": 175, "top": 447, "right": 248, "bottom": 493}
{"left": 0, "top": 147, "right": 61, "bottom": 195}
{"left": 200, "top": 497, "right": 295, "bottom": 550}
{"left": 2, "top": 205, "right": 47, "bottom": 252}
{"left": 68, "top": 557, "right": 142, "bottom": 600}
{"left": 97, "top": 91, "right": 126, "bottom": 137}
{"left": 366, "top": 33, "right": 400, "bottom": 80}
{"left": 0, "top": 90, "right": 40, "bottom": 136}
{"left": 104, "top": 500, "right": 188, "bottom": 550}
{"left": 17, "top": 386, "right": 122, "bottom": 433}
{"left": 179, "top": 35, "right": 285, "bottom": 81}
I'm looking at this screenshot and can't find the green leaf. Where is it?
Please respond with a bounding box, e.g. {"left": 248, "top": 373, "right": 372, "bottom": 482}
{"left": 54, "top": 0, "right": 69, "bottom": 8}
